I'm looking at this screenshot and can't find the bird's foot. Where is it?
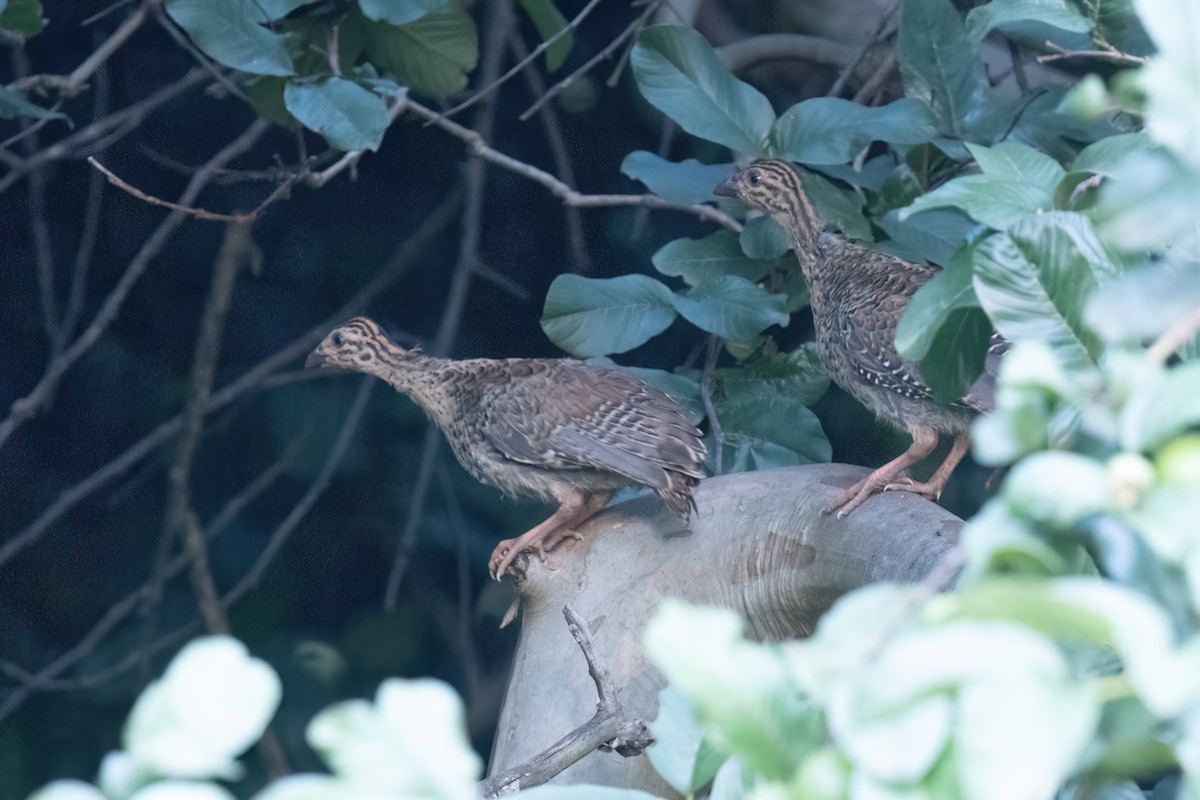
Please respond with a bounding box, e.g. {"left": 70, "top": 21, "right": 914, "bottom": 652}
{"left": 487, "top": 528, "right": 585, "bottom": 581}
{"left": 883, "top": 477, "right": 944, "bottom": 501}
{"left": 823, "top": 480, "right": 877, "bottom": 519}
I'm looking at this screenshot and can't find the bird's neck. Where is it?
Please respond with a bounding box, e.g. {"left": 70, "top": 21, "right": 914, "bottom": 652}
{"left": 375, "top": 346, "right": 450, "bottom": 404}
{"left": 773, "top": 187, "right": 824, "bottom": 283}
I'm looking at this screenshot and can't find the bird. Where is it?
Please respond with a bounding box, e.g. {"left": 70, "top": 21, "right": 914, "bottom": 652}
{"left": 714, "top": 160, "right": 1000, "bottom": 517}
{"left": 305, "top": 317, "right": 707, "bottom": 579}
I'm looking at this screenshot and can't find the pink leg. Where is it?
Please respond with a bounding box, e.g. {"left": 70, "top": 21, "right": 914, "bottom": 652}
{"left": 824, "top": 427, "right": 939, "bottom": 519}
{"left": 488, "top": 489, "right": 613, "bottom": 580}
{"left": 884, "top": 432, "right": 971, "bottom": 501}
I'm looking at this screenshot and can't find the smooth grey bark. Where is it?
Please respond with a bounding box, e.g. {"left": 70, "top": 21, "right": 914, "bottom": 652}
{"left": 488, "top": 463, "right": 962, "bottom": 796}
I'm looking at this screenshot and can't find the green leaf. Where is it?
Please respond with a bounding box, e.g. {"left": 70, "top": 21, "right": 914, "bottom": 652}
{"left": 895, "top": 246, "right": 980, "bottom": 360}
{"left": 1085, "top": 261, "right": 1200, "bottom": 343}
{"left": 716, "top": 379, "right": 831, "bottom": 471}
{"left": 124, "top": 637, "right": 281, "bottom": 779}
{"left": 1069, "top": 132, "right": 1154, "bottom": 176}
{"left": 897, "top": 0, "right": 988, "bottom": 138}
{"left": 1089, "top": 0, "right": 1153, "bottom": 56}
{"left": 802, "top": 169, "right": 872, "bottom": 241}
{"left": 964, "top": 0, "right": 1090, "bottom": 44}
{"left": 364, "top": 8, "right": 478, "bottom": 97}
{"left": 652, "top": 230, "right": 773, "bottom": 287}
{"left": 966, "top": 141, "right": 1066, "bottom": 193}
{"left": 769, "top": 98, "right": 937, "bottom": 165}
{"left": 620, "top": 151, "right": 735, "bottom": 205}
{"left": 973, "top": 213, "right": 1113, "bottom": 371}
{"left": 518, "top": 0, "right": 572, "bottom": 72}
{"left": 1122, "top": 361, "right": 1200, "bottom": 451}
{"left": 540, "top": 274, "right": 677, "bottom": 357}
{"left": 358, "top": 0, "right": 447, "bottom": 25}
{"left": 27, "top": 781, "right": 106, "bottom": 800}
{"left": 513, "top": 788, "right": 667, "bottom": 800}
{"left": 1136, "top": 0, "right": 1200, "bottom": 169}
{"left": 1002, "top": 451, "right": 1112, "bottom": 528}
{"left": 647, "top": 687, "right": 727, "bottom": 795}
{"left": 632, "top": 25, "right": 775, "bottom": 154}
{"left": 0, "top": 0, "right": 43, "bottom": 37}
{"left": 717, "top": 343, "right": 830, "bottom": 407}
{"left": 901, "top": 175, "right": 1054, "bottom": 231}
{"left": 164, "top": 0, "right": 295, "bottom": 76}
{"left": 672, "top": 276, "right": 788, "bottom": 343}
{"left": 255, "top": 0, "right": 318, "bottom": 20}
{"left": 307, "top": 678, "right": 481, "bottom": 794}
{"left": 283, "top": 78, "right": 391, "bottom": 152}
{"left": 739, "top": 216, "right": 791, "bottom": 260}
{"left": 0, "top": 85, "right": 67, "bottom": 122}
{"left": 879, "top": 208, "right": 978, "bottom": 265}
{"left": 1093, "top": 150, "right": 1200, "bottom": 250}
{"left": 921, "top": 306, "right": 993, "bottom": 402}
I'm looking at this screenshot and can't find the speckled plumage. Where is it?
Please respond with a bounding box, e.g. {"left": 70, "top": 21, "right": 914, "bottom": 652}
{"left": 715, "top": 160, "right": 999, "bottom": 516}
{"left": 306, "top": 317, "right": 706, "bottom": 577}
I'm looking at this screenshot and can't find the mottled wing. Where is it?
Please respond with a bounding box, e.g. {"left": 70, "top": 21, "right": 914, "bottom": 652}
{"left": 478, "top": 362, "right": 706, "bottom": 489}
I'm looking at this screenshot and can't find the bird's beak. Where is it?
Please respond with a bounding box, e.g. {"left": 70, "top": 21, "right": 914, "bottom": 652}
{"left": 305, "top": 349, "right": 330, "bottom": 369}
{"left": 713, "top": 176, "right": 739, "bottom": 198}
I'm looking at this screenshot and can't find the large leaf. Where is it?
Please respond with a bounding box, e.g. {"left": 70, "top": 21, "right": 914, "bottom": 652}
{"left": 972, "top": 212, "right": 1112, "bottom": 371}
{"left": 966, "top": 141, "right": 1066, "bottom": 193}
{"left": 1121, "top": 362, "right": 1200, "bottom": 452}
{"left": 164, "top": 0, "right": 294, "bottom": 76}
{"left": 895, "top": 246, "right": 980, "bottom": 360}
{"left": 652, "top": 230, "right": 773, "bottom": 287}
{"left": 715, "top": 386, "right": 831, "bottom": 472}
{"left": 358, "top": 0, "right": 447, "bottom": 25}
{"left": 879, "top": 208, "right": 979, "bottom": 265}
{"left": 620, "top": 151, "right": 735, "bottom": 206}
{"left": 1136, "top": 0, "right": 1200, "bottom": 169}
{"left": 364, "top": 8, "right": 478, "bottom": 96}
{"left": 631, "top": 25, "right": 775, "bottom": 154}
{"left": 647, "top": 687, "right": 728, "bottom": 795}
{"left": 1093, "top": 150, "right": 1200, "bottom": 250}
{"left": 283, "top": 78, "right": 391, "bottom": 152}
{"left": 1085, "top": 262, "right": 1200, "bottom": 342}
{"left": 900, "top": 175, "right": 1054, "bottom": 231}
{"left": 518, "top": 0, "right": 572, "bottom": 72}
{"left": 540, "top": 274, "right": 677, "bottom": 357}
{"left": 897, "top": 0, "right": 988, "bottom": 139}
{"left": 769, "top": 98, "right": 938, "bottom": 165}
{"left": 802, "top": 169, "right": 873, "bottom": 241}
{"left": 0, "top": 0, "right": 43, "bottom": 37}
{"left": 739, "top": 215, "right": 791, "bottom": 260}
{"left": 964, "top": 0, "right": 1090, "bottom": 44}
{"left": 671, "top": 276, "right": 788, "bottom": 343}
{"left": 921, "top": 306, "right": 993, "bottom": 402}
{"left": 717, "top": 343, "right": 829, "bottom": 407}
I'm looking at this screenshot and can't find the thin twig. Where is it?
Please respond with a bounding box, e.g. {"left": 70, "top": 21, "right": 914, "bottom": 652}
{"left": 153, "top": 5, "right": 249, "bottom": 103}
{"left": 0, "top": 188, "right": 464, "bottom": 574}
{"left": 1147, "top": 305, "right": 1200, "bottom": 364}
{"left": 1036, "top": 39, "right": 1147, "bottom": 65}
{"left": 305, "top": 95, "right": 410, "bottom": 188}
{"left": 406, "top": 98, "right": 741, "bottom": 232}
{"left": 520, "top": 0, "right": 661, "bottom": 121}
{"left": 88, "top": 156, "right": 298, "bottom": 222}
{"left": 436, "top": 0, "right": 606, "bottom": 121}
{"left": 0, "top": 119, "right": 270, "bottom": 453}
{"left": 827, "top": 0, "right": 899, "bottom": 98}
{"left": 700, "top": 336, "right": 724, "bottom": 476}
{"left": 63, "top": 1, "right": 153, "bottom": 95}
{"left": 478, "top": 605, "right": 653, "bottom": 798}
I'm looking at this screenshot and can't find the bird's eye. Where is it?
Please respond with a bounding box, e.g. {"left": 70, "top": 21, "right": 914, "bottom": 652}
{"left": 332, "top": 333, "right": 344, "bottom": 347}
{"left": 748, "top": 171, "right": 762, "bottom": 186}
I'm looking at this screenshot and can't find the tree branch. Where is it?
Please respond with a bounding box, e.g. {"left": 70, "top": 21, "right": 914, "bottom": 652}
{"left": 717, "top": 33, "right": 855, "bottom": 74}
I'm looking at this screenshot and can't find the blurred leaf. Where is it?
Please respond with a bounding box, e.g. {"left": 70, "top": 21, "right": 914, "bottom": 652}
{"left": 1122, "top": 361, "right": 1200, "bottom": 452}
{"left": 250, "top": 775, "right": 350, "bottom": 800}
{"left": 1069, "top": 132, "right": 1154, "bottom": 176}
{"left": 307, "top": 678, "right": 480, "bottom": 796}
{"left": 648, "top": 687, "right": 728, "bottom": 795}
{"left": 283, "top": 78, "right": 391, "bottom": 151}
{"left": 517, "top": 0, "right": 572, "bottom": 71}
{"left": 672, "top": 276, "right": 788, "bottom": 343}
{"left": 964, "top": 0, "right": 1090, "bottom": 44}
{"left": 27, "top": 781, "right": 106, "bottom": 800}
{"left": 966, "top": 141, "right": 1066, "bottom": 192}
{"left": 364, "top": 9, "right": 478, "bottom": 96}
{"left": 901, "top": 175, "right": 1053, "bottom": 230}
{"left": 541, "top": 274, "right": 677, "bottom": 357}
{"left": 708, "top": 757, "right": 750, "bottom": 800}
{"left": 1136, "top": 0, "right": 1200, "bottom": 168}
{"left": 973, "top": 212, "right": 1113, "bottom": 371}
{"left": 1002, "top": 452, "right": 1113, "bottom": 529}
{"left": 620, "top": 151, "right": 735, "bottom": 205}
{"left": 1085, "top": 262, "right": 1200, "bottom": 342}
{"left": 739, "top": 216, "right": 791, "bottom": 260}
{"left": 0, "top": 0, "right": 43, "bottom": 37}
{"left": 632, "top": 25, "right": 775, "bottom": 154}
{"left": 0, "top": 85, "right": 67, "bottom": 122}
{"left": 653, "top": 230, "right": 773, "bottom": 287}
{"left": 1093, "top": 151, "right": 1200, "bottom": 250}
{"left": 129, "top": 783, "right": 237, "bottom": 800}
{"left": 358, "top": 0, "right": 447, "bottom": 25}
{"left": 645, "top": 602, "right": 825, "bottom": 780}
{"left": 514, "top": 789, "right": 666, "bottom": 800}
{"left": 124, "top": 637, "right": 281, "bottom": 780}
{"left": 164, "top": 0, "right": 295, "bottom": 75}
{"left": 768, "top": 98, "right": 937, "bottom": 165}
{"left": 802, "top": 169, "right": 872, "bottom": 241}
{"left": 898, "top": 0, "right": 987, "bottom": 138}
{"left": 896, "top": 246, "right": 980, "bottom": 360}
{"left": 921, "top": 306, "right": 993, "bottom": 402}
{"left": 879, "top": 208, "right": 979, "bottom": 265}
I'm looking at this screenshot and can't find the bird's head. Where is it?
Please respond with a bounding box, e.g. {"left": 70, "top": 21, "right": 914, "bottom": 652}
{"left": 713, "top": 160, "right": 804, "bottom": 224}
{"left": 305, "top": 316, "right": 394, "bottom": 375}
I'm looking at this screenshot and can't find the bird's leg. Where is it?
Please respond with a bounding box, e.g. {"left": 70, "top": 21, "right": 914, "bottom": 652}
{"left": 824, "top": 427, "right": 939, "bottom": 518}
{"left": 884, "top": 431, "right": 971, "bottom": 501}
{"left": 488, "top": 489, "right": 613, "bottom": 580}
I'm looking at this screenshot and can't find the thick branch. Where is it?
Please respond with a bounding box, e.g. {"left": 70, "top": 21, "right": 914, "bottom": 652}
{"left": 717, "top": 33, "right": 855, "bottom": 73}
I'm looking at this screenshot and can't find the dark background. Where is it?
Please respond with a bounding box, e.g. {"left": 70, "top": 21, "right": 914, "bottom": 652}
{"left": 0, "top": 1, "right": 990, "bottom": 796}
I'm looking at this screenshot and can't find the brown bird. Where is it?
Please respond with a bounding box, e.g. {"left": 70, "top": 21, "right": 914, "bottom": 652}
{"left": 305, "top": 317, "right": 707, "bottom": 579}
{"left": 715, "top": 160, "right": 999, "bottom": 517}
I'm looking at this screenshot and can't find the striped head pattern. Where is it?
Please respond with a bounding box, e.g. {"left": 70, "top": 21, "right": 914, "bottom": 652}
{"left": 305, "top": 316, "right": 400, "bottom": 374}
{"left": 714, "top": 160, "right": 822, "bottom": 254}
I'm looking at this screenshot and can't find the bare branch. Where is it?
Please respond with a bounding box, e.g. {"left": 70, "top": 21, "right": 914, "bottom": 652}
{"left": 717, "top": 33, "right": 855, "bottom": 74}
{"left": 63, "top": 1, "right": 154, "bottom": 95}
{"left": 1037, "top": 39, "right": 1147, "bottom": 65}
{"left": 1147, "top": 305, "right": 1200, "bottom": 364}
{"left": 479, "top": 605, "right": 653, "bottom": 798}
{"left": 827, "top": 0, "right": 899, "bottom": 97}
